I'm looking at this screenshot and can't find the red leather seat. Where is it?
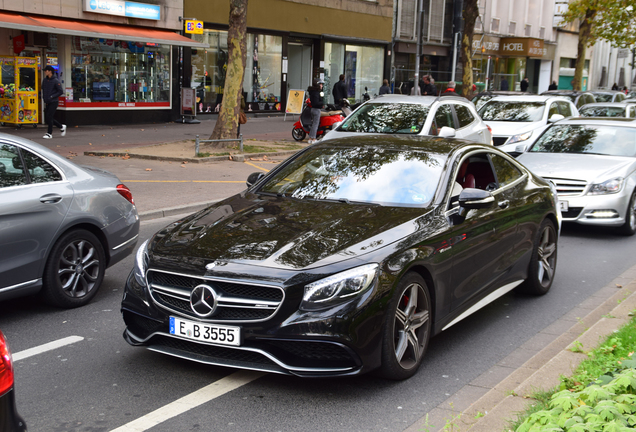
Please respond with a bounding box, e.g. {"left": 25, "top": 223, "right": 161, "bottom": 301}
{"left": 458, "top": 161, "right": 475, "bottom": 189}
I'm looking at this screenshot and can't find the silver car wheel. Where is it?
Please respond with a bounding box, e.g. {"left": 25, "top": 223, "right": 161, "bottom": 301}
{"left": 58, "top": 239, "right": 101, "bottom": 297}
{"left": 537, "top": 225, "right": 557, "bottom": 288}
{"left": 393, "top": 282, "right": 430, "bottom": 369}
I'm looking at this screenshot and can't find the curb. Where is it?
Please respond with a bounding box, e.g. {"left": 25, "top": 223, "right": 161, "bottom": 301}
{"left": 84, "top": 149, "right": 300, "bottom": 163}
{"left": 405, "top": 263, "right": 636, "bottom": 432}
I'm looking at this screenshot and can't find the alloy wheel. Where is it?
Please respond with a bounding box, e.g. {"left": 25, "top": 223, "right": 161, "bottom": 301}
{"left": 537, "top": 225, "right": 557, "bottom": 288}
{"left": 393, "top": 282, "right": 430, "bottom": 369}
{"left": 57, "top": 239, "right": 101, "bottom": 298}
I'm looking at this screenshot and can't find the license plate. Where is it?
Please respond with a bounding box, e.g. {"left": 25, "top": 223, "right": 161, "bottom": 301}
{"left": 559, "top": 200, "right": 569, "bottom": 212}
{"left": 170, "top": 316, "right": 241, "bottom": 346}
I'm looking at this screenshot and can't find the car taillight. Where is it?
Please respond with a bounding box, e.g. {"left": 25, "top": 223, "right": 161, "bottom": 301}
{"left": 117, "top": 184, "right": 135, "bottom": 205}
{"left": 487, "top": 125, "right": 492, "bottom": 134}
{"left": 0, "top": 330, "right": 15, "bottom": 396}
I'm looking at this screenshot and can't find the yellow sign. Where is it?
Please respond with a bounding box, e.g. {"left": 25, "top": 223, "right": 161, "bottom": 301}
{"left": 286, "top": 90, "right": 305, "bottom": 114}
{"left": 185, "top": 20, "right": 203, "bottom": 34}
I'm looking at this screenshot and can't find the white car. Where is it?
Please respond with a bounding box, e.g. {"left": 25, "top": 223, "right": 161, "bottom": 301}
{"left": 323, "top": 94, "right": 492, "bottom": 145}
{"left": 478, "top": 95, "right": 579, "bottom": 154}
{"left": 579, "top": 102, "right": 636, "bottom": 118}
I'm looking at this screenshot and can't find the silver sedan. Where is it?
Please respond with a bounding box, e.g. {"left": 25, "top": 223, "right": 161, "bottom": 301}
{"left": 0, "top": 133, "right": 139, "bottom": 307}
{"left": 517, "top": 118, "right": 636, "bottom": 235}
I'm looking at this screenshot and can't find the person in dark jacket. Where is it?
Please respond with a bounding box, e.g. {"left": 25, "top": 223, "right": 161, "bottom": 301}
{"left": 332, "top": 74, "right": 347, "bottom": 107}
{"left": 41, "top": 65, "right": 66, "bottom": 139}
{"left": 520, "top": 77, "right": 529, "bottom": 92}
{"left": 422, "top": 75, "right": 437, "bottom": 96}
{"left": 308, "top": 80, "right": 324, "bottom": 144}
{"left": 500, "top": 77, "right": 509, "bottom": 91}
{"left": 440, "top": 81, "right": 464, "bottom": 97}
{"left": 379, "top": 79, "right": 390, "bottom": 95}
{"left": 548, "top": 80, "right": 558, "bottom": 90}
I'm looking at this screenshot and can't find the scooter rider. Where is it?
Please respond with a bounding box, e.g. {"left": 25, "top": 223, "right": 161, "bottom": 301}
{"left": 308, "top": 79, "right": 324, "bottom": 144}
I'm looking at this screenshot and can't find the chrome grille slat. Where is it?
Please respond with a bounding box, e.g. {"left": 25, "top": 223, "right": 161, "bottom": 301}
{"left": 147, "top": 269, "right": 284, "bottom": 323}
{"left": 543, "top": 177, "right": 588, "bottom": 196}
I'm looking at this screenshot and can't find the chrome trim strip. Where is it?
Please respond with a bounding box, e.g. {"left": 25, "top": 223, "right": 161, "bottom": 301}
{"left": 152, "top": 284, "right": 190, "bottom": 297}
{"left": 112, "top": 234, "right": 139, "bottom": 251}
{"left": 128, "top": 330, "right": 355, "bottom": 374}
{"left": 0, "top": 279, "right": 40, "bottom": 293}
{"left": 442, "top": 280, "right": 524, "bottom": 331}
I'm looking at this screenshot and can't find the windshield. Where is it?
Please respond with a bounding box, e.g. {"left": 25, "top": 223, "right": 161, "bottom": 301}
{"left": 259, "top": 145, "right": 446, "bottom": 206}
{"left": 479, "top": 101, "right": 545, "bottom": 122}
{"left": 592, "top": 94, "right": 613, "bottom": 102}
{"left": 579, "top": 106, "right": 626, "bottom": 117}
{"left": 529, "top": 125, "right": 636, "bottom": 156}
{"left": 337, "top": 103, "right": 429, "bottom": 134}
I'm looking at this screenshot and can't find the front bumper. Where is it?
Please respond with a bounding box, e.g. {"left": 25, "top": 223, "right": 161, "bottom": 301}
{"left": 558, "top": 192, "right": 631, "bottom": 226}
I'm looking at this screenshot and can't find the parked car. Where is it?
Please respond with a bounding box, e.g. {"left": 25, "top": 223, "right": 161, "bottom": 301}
{"left": 471, "top": 90, "right": 531, "bottom": 111}
{"left": 0, "top": 330, "right": 26, "bottom": 432}
{"left": 323, "top": 94, "right": 492, "bottom": 145}
{"left": 579, "top": 102, "right": 636, "bottom": 118}
{"left": 517, "top": 118, "right": 636, "bottom": 235}
{"left": 590, "top": 91, "right": 625, "bottom": 103}
{"left": 122, "top": 135, "right": 560, "bottom": 381}
{"left": 540, "top": 90, "right": 596, "bottom": 109}
{"left": 478, "top": 95, "right": 579, "bottom": 154}
{"left": 0, "top": 134, "right": 140, "bottom": 307}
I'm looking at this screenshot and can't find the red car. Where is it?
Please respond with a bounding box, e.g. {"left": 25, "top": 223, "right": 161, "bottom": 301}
{"left": 0, "top": 330, "right": 26, "bottom": 432}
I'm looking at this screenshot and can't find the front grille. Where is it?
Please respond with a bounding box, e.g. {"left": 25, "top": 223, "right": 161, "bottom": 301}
{"left": 123, "top": 311, "right": 164, "bottom": 338}
{"left": 147, "top": 269, "right": 284, "bottom": 323}
{"left": 543, "top": 177, "right": 587, "bottom": 196}
{"left": 493, "top": 137, "right": 508, "bottom": 146}
{"left": 268, "top": 340, "right": 355, "bottom": 363}
{"left": 562, "top": 207, "right": 583, "bottom": 219}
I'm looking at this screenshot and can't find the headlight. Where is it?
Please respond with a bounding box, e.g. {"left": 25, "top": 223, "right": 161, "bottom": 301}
{"left": 588, "top": 178, "right": 623, "bottom": 195}
{"left": 133, "top": 239, "right": 150, "bottom": 287}
{"left": 507, "top": 131, "right": 533, "bottom": 144}
{"left": 300, "top": 264, "right": 378, "bottom": 311}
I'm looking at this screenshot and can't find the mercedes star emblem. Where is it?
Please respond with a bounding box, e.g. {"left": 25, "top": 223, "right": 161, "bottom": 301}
{"left": 190, "top": 284, "right": 218, "bottom": 317}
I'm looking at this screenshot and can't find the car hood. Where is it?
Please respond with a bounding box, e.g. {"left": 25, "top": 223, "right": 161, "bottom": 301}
{"left": 483, "top": 121, "right": 544, "bottom": 137}
{"left": 517, "top": 153, "right": 636, "bottom": 182}
{"left": 150, "top": 193, "right": 432, "bottom": 271}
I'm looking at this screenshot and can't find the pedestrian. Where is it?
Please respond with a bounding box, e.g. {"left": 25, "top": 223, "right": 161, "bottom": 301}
{"left": 307, "top": 79, "right": 324, "bottom": 144}
{"left": 428, "top": 77, "right": 437, "bottom": 95}
{"left": 237, "top": 92, "right": 246, "bottom": 138}
{"left": 520, "top": 77, "right": 529, "bottom": 92}
{"left": 548, "top": 80, "right": 558, "bottom": 90}
{"left": 624, "top": 86, "right": 629, "bottom": 95}
{"left": 500, "top": 77, "right": 509, "bottom": 91}
{"left": 379, "top": 79, "right": 390, "bottom": 95}
{"left": 41, "top": 65, "right": 66, "bottom": 139}
{"left": 468, "top": 84, "right": 479, "bottom": 99}
{"left": 422, "top": 75, "right": 437, "bottom": 96}
{"left": 612, "top": 83, "right": 619, "bottom": 90}
{"left": 332, "top": 74, "right": 347, "bottom": 107}
{"left": 440, "top": 81, "right": 463, "bottom": 97}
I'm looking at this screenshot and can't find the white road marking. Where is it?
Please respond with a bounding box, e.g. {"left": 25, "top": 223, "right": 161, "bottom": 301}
{"left": 12, "top": 335, "right": 84, "bottom": 361}
{"left": 110, "top": 370, "right": 265, "bottom": 432}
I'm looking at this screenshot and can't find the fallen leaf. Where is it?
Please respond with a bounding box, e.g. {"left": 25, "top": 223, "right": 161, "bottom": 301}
{"left": 108, "top": 154, "right": 114, "bottom": 157}
{"left": 616, "top": 284, "right": 623, "bottom": 288}
{"left": 87, "top": 154, "right": 94, "bottom": 156}
{"left": 89, "top": 143, "right": 93, "bottom": 145}
{"left": 181, "top": 165, "right": 186, "bottom": 168}
{"left": 182, "top": 161, "right": 188, "bottom": 164}
{"left": 229, "top": 155, "right": 233, "bottom": 160}
{"left": 121, "top": 155, "right": 130, "bottom": 160}
{"left": 140, "top": 129, "right": 144, "bottom": 131}
{"left": 74, "top": 125, "right": 79, "bottom": 128}
{"left": 263, "top": 156, "right": 269, "bottom": 160}
{"left": 100, "top": 156, "right": 105, "bottom": 159}
{"left": 56, "top": 145, "right": 61, "bottom": 148}
{"left": 67, "top": 157, "right": 74, "bottom": 160}
{"left": 145, "top": 168, "right": 152, "bottom": 171}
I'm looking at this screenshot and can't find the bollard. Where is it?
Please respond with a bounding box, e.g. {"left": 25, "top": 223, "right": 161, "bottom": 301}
{"left": 195, "top": 135, "right": 200, "bottom": 156}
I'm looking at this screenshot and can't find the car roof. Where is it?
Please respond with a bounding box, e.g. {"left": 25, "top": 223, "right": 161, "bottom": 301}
{"left": 590, "top": 90, "right": 623, "bottom": 94}
{"left": 548, "top": 117, "right": 636, "bottom": 127}
{"left": 311, "top": 134, "right": 490, "bottom": 153}
{"left": 371, "top": 94, "right": 470, "bottom": 105}
{"left": 486, "top": 95, "right": 569, "bottom": 103}
{"left": 580, "top": 102, "right": 631, "bottom": 108}
{"left": 541, "top": 90, "right": 592, "bottom": 96}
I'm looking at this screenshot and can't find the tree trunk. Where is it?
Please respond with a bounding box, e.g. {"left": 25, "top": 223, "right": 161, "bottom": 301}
{"left": 209, "top": 0, "right": 248, "bottom": 145}
{"left": 572, "top": 8, "right": 596, "bottom": 91}
{"left": 460, "top": 0, "right": 479, "bottom": 98}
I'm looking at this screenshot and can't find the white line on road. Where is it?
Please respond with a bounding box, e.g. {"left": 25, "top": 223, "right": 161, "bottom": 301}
{"left": 12, "top": 335, "right": 85, "bottom": 361}
{"left": 109, "top": 370, "right": 265, "bottom": 432}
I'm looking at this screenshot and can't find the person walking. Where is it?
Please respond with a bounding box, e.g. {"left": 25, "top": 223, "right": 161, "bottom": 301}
{"left": 440, "top": 81, "right": 463, "bottom": 97}
{"left": 548, "top": 80, "right": 558, "bottom": 90}
{"left": 520, "top": 77, "right": 529, "bottom": 92}
{"left": 332, "top": 74, "right": 347, "bottom": 107}
{"left": 308, "top": 79, "right": 324, "bottom": 144}
{"left": 422, "top": 75, "right": 437, "bottom": 96}
{"left": 500, "top": 77, "right": 509, "bottom": 91}
{"left": 379, "top": 79, "right": 390, "bottom": 95}
{"left": 41, "top": 65, "right": 66, "bottom": 139}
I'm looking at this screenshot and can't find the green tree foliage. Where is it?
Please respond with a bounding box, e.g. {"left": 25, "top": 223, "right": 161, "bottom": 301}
{"left": 209, "top": 0, "right": 248, "bottom": 144}
{"left": 560, "top": 0, "right": 636, "bottom": 90}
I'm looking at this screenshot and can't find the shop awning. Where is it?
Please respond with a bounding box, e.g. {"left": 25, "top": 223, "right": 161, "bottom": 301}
{"left": 0, "top": 11, "right": 207, "bottom": 48}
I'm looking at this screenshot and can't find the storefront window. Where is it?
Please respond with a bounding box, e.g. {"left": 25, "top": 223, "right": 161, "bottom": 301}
{"left": 191, "top": 31, "right": 282, "bottom": 112}
{"left": 70, "top": 37, "right": 171, "bottom": 104}
{"left": 325, "top": 42, "right": 384, "bottom": 103}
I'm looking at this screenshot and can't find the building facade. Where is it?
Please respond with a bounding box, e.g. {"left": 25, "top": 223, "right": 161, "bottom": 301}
{"left": 183, "top": 0, "right": 392, "bottom": 113}
{"left": 0, "top": 1, "right": 204, "bottom": 125}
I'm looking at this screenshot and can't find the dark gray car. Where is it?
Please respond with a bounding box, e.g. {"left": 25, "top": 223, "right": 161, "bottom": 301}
{"left": 0, "top": 133, "right": 139, "bottom": 307}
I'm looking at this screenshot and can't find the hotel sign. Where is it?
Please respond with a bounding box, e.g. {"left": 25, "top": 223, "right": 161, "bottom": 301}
{"left": 83, "top": 0, "right": 161, "bottom": 20}
{"left": 472, "top": 36, "right": 547, "bottom": 58}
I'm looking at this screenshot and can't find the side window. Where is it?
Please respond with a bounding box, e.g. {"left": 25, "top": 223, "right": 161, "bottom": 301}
{"left": 616, "top": 93, "right": 625, "bottom": 102}
{"left": 454, "top": 105, "right": 475, "bottom": 128}
{"left": 631, "top": 106, "right": 636, "bottom": 118}
{"left": 0, "top": 144, "right": 28, "bottom": 188}
{"left": 548, "top": 103, "right": 559, "bottom": 118}
{"left": 434, "top": 104, "right": 455, "bottom": 129}
{"left": 456, "top": 153, "right": 497, "bottom": 191}
{"left": 557, "top": 101, "right": 573, "bottom": 117}
{"left": 21, "top": 149, "right": 62, "bottom": 184}
{"left": 490, "top": 154, "right": 523, "bottom": 188}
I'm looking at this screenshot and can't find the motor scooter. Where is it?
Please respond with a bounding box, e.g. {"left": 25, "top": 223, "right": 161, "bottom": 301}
{"left": 292, "top": 99, "right": 344, "bottom": 141}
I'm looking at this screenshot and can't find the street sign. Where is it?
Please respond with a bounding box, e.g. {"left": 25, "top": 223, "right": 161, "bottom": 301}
{"left": 185, "top": 20, "right": 204, "bottom": 34}
{"left": 617, "top": 48, "right": 629, "bottom": 59}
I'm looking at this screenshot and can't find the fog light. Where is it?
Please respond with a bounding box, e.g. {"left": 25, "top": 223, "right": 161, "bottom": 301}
{"left": 587, "top": 210, "right": 619, "bottom": 219}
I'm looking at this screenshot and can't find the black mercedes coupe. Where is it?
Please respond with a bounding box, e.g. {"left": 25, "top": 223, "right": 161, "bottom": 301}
{"left": 121, "top": 135, "right": 560, "bottom": 380}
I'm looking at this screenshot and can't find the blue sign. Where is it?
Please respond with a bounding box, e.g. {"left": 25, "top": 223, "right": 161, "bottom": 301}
{"left": 125, "top": 1, "right": 161, "bottom": 20}
{"left": 84, "top": 0, "right": 160, "bottom": 20}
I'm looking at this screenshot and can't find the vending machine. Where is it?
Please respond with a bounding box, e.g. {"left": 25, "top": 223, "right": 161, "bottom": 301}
{"left": 0, "top": 56, "right": 39, "bottom": 128}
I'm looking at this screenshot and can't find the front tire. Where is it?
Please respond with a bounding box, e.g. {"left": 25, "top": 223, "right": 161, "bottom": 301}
{"left": 292, "top": 128, "right": 306, "bottom": 141}
{"left": 42, "top": 229, "right": 106, "bottom": 308}
{"left": 617, "top": 190, "right": 636, "bottom": 236}
{"left": 517, "top": 219, "right": 557, "bottom": 295}
{"left": 377, "top": 273, "right": 432, "bottom": 380}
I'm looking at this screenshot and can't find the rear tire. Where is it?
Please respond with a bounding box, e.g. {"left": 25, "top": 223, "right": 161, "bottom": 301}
{"left": 617, "top": 190, "right": 636, "bottom": 236}
{"left": 377, "top": 273, "right": 431, "bottom": 380}
{"left": 517, "top": 219, "right": 557, "bottom": 295}
{"left": 292, "top": 128, "right": 306, "bottom": 141}
{"left": 42, "top": 229, "right": 106, "bottom": 308}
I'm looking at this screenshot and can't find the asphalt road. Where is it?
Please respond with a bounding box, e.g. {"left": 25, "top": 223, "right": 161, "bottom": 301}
{"left": 2, "top": 208, "right": 636, "bottom": 431}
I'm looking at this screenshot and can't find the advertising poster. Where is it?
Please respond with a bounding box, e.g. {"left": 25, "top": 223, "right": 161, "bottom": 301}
{"left": 285, "top": 90, "right": 305, "bottom": 114}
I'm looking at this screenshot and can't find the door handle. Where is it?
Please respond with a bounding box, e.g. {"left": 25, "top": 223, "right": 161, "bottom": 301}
{"left": 40, "top": 194, "right": 63, "bottom": 204}
{"left": 498, "top": 200, "right": 510, "bottom": 209}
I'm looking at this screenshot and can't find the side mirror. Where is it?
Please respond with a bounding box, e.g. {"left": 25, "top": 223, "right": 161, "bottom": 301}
{"left": 438, "top": 126, "right": 456, "bottom": 138}
{"left": 246, "top": 172, "right": 265, "bottom": 187}
{"left": 515, "top": 144, "right": 528, "bottom": 153}
{"left": 548, "top": 114, "right": 565, "bottom": 123}
{"left": 458, "top": 188, "right": 495, "bottom": 210}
